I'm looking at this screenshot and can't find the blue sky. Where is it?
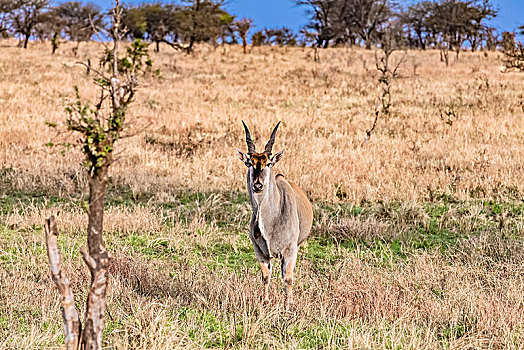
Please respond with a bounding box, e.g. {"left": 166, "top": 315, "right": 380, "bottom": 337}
{"left": 90, "top": 0, "right": 523, "bottom": 34}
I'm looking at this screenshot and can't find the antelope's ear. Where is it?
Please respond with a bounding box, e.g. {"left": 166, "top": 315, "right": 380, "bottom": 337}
{"left": 268, "top": 150, "right": 284, "bottom": 167}
{"left": 236, "top": 148, "right": 250, "bottom": 166}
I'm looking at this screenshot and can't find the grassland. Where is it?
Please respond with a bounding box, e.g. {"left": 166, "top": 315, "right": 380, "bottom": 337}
{"left": 0, "top": 40, "right": 523, "bottom": 349}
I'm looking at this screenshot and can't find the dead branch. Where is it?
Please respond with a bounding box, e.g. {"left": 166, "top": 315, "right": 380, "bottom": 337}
{"left": 45, "top": 216, "right": 81, "bottom": 350}
{"left": 365, "top": 45, "right": 406, "bottom": 142}
{"left": 89, "top": 15, "right": 110, "bottom": 53}
{"left": 119, "top": 123, "right": 152, "bottom": 139}
{"left": 75, "top": 62, "right": 109, "bottom": 81}
{"left": 365, "top": 112, "right": 379, "bottom": 141}
{"left": 158, "top": 39, "right": 193, "bottom": 54}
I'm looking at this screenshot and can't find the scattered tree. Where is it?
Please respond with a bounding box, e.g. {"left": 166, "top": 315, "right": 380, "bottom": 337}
{"left": 121, "top": 5, "right": 147, "bottom": 40}
{"left": 296, "top": 0, "right": 496, "bottom": 52}
{"left": 234, "top": 17, "right": 252, "bottom": 54}
{"left": 44, "top": 1, "right": 146, "bottom": 348}
{"left": 175, "top": 0, "right": 229, "bottom": 52}
{"left": 501, "top": 32, "right": 524, "bottom": 72}
{"left": 266, "top": 27, "right": 297, "bottom": 46}
{"left": 251, "top": 30, "right": 268, "bottom": 46}
{"left": 56, "top": 1, "right": 103, "bottom": 47}
{"left": 366, "top": 23, "right": 405, "bottom": 141}
{"left": 9, "top": 0, "right": 50, "bottom": 48}
{"left": 295, "top": 0, "right": 345, "bottom": 48}
{"left": 0, "top": 0, "right": 14, "bottom": 38}
{"left": 297, "top": 0, "right": 391, "bottom": 49}
{"left": 218, "top": 13, "right": 235, "bottom": 45}
{"left": 33, "top": 7, "right": 62, "bottom": 45}
{"left": 501, "top": 31, "right": 515, "bottom": 53}
{"left": 400, "top": 1, "right": 434, "bottom": 49}
{"left": 144, "top": 3, "right": 177, "bottom": 52}
{"left": 502, "top": 42, "right": 524, "bottom": 71}
{"left": 301, "top": 28, "right": 321, "bottom": 60}
{"left": 343, "top": 0, "right": 392, "bottom": 49}
{"left": 120, "top": 1, "right": 232, "bottom": 53}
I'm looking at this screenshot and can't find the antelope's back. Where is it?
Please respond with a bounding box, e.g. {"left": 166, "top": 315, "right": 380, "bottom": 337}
{"left": 276, "top": 174, "right": 313, "bottom": 245}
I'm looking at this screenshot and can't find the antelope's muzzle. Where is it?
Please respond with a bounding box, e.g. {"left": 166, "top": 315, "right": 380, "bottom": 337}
{"left": 253, "top": 182, "right": 263, "bottom": 193}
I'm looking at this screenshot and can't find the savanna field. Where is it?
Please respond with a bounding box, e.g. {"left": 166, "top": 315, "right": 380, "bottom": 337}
{"left": 0, "top": 40, "right": 523, "bottom": 348}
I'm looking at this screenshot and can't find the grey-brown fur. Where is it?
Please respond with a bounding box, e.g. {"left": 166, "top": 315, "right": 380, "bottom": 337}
{"left": 236, "top": 121, "right": 313, "bottom": 305}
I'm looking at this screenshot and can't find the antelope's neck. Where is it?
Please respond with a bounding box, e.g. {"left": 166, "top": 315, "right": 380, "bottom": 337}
{"left": 254, "top": 171, "right": 281, "bottom": 217}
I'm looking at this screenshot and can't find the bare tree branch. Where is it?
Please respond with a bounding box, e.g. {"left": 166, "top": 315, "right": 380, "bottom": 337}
{"left": 365, "top": 112, "right": 379, "bottom": 141}
{"left": 89, "top": 13, "right": 110, "bottom": 52}
{"left": 157, "top": 38, "right": 193, "bottom": 53}
{"left": 365, "top": 27, "right": 406, "bottom": 142}
{"left": 45, "top": 216, "right": 82, "bottom": 350}
{"left": 75, "top": 61, "right": 109, "bottom": 81}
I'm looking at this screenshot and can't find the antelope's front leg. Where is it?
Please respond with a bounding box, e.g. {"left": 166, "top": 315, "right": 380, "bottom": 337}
{"left": 259, "top": 260, "right": 272, "bottom": 303}
{"left": 281, "top": 246, "right": 298, "bottom": 307}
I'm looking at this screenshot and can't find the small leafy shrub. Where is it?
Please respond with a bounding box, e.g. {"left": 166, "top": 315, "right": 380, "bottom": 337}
{"left": 100, "top": 39, "right": 153, "bottom": 75}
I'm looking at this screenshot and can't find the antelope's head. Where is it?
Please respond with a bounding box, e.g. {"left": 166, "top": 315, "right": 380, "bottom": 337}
{"left": 236, "top": 121, "right": 284, "bottom": 194}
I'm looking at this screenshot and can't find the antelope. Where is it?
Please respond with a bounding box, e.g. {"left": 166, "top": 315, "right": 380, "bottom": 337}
{"left": 236, "top": 121, "right": 313, "bottom": 306}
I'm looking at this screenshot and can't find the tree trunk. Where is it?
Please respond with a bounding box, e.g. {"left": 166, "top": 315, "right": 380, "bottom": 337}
{"left": 186, "top": 36, "right": 195, "bottom": 54}
{"left": 23, "top": 34, "right": 29, "bottom": 49}
{"left": 416, "top": 30, "right": 426, "bottom": 50}
{"left": 72, "top": 42, "right": 80, "bottom": 56}
{"left": 155, "top": 40, "right": 160, "bottom": 52}
{"left": 471, "top": 36, "right": 477, "bottom": 52}
{"left": 52, "top": 32, "right": 58, "bottom": 54}
{"left": 365, "top": 35, "right": 372, "bottom": 50}
{"left": 81, "top": 164, "right": 110, "bottom": 350}
{"left": 46, "top": 165, "right": 112, "bottom": 350}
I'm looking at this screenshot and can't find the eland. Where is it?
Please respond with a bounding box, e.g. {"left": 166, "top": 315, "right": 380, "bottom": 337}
{"left": 236, "top": 121, "right": 313, "bottom": 306}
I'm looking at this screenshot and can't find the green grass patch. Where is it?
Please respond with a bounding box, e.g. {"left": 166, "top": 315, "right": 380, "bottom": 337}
{"left": 296, "top": 319, "right": 352, "bottom": 349}
{"left": 0, "top": 191, "right": 67, "bottom": 214}
{"left": 200, "top": 241, "right": 256, "bottom": 272}
{"left": 175, "top": 307, "right": 243, "bottom": 347}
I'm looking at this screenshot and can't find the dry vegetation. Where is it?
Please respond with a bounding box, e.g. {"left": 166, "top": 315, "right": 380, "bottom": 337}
{"left": 1, "top": 40, "right": 523, "bottom": 202}
{"left": 0, "top": 40, "right": 523, "bottom": 349}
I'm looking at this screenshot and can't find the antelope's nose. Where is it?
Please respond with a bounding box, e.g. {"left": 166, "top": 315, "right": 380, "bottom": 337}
{"left": 253, "top": 183, "right": 263, "bottom": 193}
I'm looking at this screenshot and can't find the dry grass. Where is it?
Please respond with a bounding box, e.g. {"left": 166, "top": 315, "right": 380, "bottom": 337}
{"left": 0, "top": 40, "right": 522, "bottom": 202}
{"left": 1, "top": 200, "right": 523, "bottom": 349}
{"left": 0, "top": 40, "right": 524, "bottom": 349}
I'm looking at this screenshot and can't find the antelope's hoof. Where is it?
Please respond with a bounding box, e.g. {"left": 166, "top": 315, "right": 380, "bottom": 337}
{"left": 285, "top": 298, "right": 295, "bottom": 311}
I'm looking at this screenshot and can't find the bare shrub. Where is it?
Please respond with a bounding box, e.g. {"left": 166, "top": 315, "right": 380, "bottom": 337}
{"left": 314, "top": 216, "right": 390, "bottom": 240}
{"left": 502, "top": 42, "right": 524, "bottom": 72}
